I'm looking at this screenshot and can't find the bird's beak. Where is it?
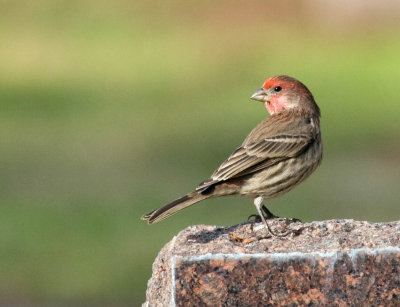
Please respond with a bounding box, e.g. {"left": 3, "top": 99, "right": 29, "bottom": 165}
{"left": 250, "top": 88, "right": 269, "bottom": 102}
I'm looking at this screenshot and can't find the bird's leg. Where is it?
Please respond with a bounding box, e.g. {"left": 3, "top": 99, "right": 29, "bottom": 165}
{"left": 261, "top": 204, "right": 279, "bottom": 219}
{"left": 248, "top": 204, "right": 278, "bottom": 228}
{"left": 248, "top": 203, "right": 277, "bottom": 223}
{"left": 262, "top": 203, "right": 302, "bottom": 224}
{"left": 253, "top": 196, "right": 290, "bottom": 237}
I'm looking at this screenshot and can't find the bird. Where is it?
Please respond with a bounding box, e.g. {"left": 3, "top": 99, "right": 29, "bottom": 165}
{"left": 141, "top": 75, "right": 322, "bottom": 233}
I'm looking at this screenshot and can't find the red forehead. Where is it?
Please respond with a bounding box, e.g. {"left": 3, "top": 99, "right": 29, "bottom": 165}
{"left": 262, "top": 77, "right": 293, "bottom": 89}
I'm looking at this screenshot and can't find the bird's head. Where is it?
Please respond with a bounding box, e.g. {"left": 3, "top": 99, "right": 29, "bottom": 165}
{"left": 251, "top": 75, "right": 319, "bottom": 116}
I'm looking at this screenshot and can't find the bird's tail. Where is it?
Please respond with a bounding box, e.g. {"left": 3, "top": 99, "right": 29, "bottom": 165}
{"left": 141, "top": 191, "right": 208, "bottom": 224}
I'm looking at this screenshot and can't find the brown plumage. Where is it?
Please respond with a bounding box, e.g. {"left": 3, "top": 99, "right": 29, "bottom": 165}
{"left": 141, "top": 75, "right": 322, "bottom": 227}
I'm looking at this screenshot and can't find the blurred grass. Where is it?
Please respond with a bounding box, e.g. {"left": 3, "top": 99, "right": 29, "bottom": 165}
{"left": 1, "top": 0, "right": 400, "bottom": 305}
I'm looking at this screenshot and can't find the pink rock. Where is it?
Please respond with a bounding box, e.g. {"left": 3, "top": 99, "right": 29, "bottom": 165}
{"left": 143, "top": 219, "right": 400, "bottom": 306}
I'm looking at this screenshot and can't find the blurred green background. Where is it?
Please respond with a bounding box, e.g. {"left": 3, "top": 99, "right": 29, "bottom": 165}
{"left": 1, "top": 0, "right": 400, "bottom": 305}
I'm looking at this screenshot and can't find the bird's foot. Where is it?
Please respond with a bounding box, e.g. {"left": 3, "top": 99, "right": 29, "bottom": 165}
{"left": 247, "top": 214, "right": 262, "bottom": 223}
{"left": 263, "top": 222, "right": 292, "bottom": 237}
{"left": 248, "top": 214, "right": 263, "bottom": 232}
{"left": 252, "top": 218, "right": 303, "bottom": 238}
{"left": 252, "top": 202, "right": 302, "bottom": 237}
{"left": 283, "top": 217, "right": 302, "bottom": 224}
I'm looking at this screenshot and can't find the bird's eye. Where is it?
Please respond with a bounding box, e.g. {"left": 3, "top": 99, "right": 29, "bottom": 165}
{"left": 274, "top": 86, "right": 282, "bottom": 92}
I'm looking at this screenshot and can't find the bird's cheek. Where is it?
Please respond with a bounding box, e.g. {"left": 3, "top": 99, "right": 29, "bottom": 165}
{"left": 264, "top": 102, "right": 276, "bottom": 115}
{"left": 270, "top": 96, "right": 290, "bottom": 113}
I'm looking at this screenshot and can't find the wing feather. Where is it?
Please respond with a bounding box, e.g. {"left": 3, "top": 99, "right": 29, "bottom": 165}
{"left": 196, "top": 113, "right": 318, "bottom": 191}
{"left": 196, "top": 135, "right": 312, "bottom": 191}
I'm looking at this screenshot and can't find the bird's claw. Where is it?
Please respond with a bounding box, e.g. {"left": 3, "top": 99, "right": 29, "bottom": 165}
{"left": 284, "top": 217, "right": 302, "bottom": 224}
{"left": 247, "top": 214, "right": 262, "bottom": 223}
{"left": 250, "top": 218, "right": 302, "bottom": 238}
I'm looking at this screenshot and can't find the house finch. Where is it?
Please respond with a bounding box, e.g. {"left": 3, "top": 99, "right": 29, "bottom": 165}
{"left": 141, "top": 75, "right": 322, "bottom": 234}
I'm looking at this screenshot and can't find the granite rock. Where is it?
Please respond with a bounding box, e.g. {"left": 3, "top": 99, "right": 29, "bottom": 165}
{"left": 143, "top": 219, "right": 400, "bottom": 306}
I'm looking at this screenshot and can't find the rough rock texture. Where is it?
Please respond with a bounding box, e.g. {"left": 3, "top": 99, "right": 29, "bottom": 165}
{"left": 143, "top": 219, "right": 400, "bottom": 306}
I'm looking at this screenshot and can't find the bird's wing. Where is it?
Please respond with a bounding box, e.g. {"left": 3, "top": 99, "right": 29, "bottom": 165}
{"left": 214, "top": 134, "right": 311, "bottom": 179}
{"left": 196, "top": 111, "right": 319, "bottom": 191}
{"left": 196, "top": 134, "right": 312, "bottom": 191}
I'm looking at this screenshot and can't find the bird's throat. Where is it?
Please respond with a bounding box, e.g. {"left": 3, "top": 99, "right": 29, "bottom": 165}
{"left": 264, "top": 101, "right": 277, "bottom": 115}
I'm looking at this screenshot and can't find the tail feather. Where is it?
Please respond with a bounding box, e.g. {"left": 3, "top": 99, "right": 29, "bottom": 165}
{"left": 141, "top": 192, "right": 207, "bottom": 224}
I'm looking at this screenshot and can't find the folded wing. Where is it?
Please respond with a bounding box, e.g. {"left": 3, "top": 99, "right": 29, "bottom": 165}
{"left": 196, "top": 127, "right": 314, "bottom": 192}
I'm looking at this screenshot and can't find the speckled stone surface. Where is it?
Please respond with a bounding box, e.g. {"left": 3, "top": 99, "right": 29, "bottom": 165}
{"left": 143, "top": 219, "right": 400, "bottom": 306}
